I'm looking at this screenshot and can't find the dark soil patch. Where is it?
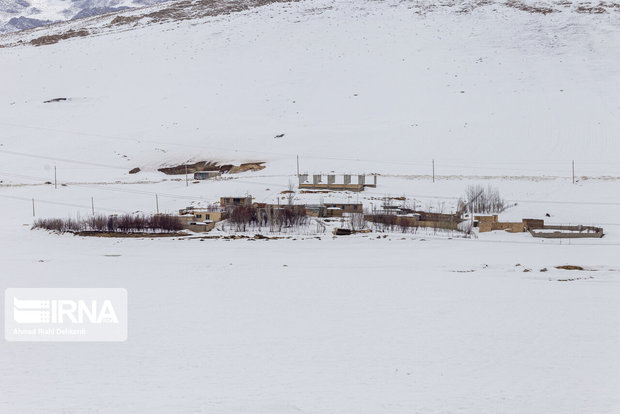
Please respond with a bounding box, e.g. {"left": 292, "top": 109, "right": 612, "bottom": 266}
{"left": 158, "top": 161, "right": 264, "bottom": 175}
{"left": 110, "top": 15, "right": 141, "bottom": 25}
{"left": 576, "top": 5, "right": 607, "bottom": 13}
{"left": 31, "top": 29, "right": 89, "bottom": 46}
{"left": 506, "top": 0, "right": 557, "bottom": 14}
{"left": 557, "top": 276, "right": 594, "bottom": 282}
{"left": 555, "top": 265, "right": 585, "bottom": 271}
{"left": 43, "top": 98, "right": 67, "bottom": 103}
{"left": 158, "top": 161, "right": 220, "bottom": 175}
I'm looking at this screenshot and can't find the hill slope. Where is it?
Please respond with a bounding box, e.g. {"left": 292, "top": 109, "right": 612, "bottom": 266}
{"left": 1, "top": 0, "right": 619, "bottom": 182}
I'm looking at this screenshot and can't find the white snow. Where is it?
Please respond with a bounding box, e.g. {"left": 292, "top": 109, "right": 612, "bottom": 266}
{"left": 0, "top": 0, "right": 619, "bottom": 412}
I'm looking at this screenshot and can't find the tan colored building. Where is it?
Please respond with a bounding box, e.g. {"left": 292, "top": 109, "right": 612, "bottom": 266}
{"left": 323, "top": 203, "right": 363, "bottom": 213}
{"left": 305, "top": 205, "right": 326, "bottom": 217}
{"left": 220, "top": 196, "right": 253, "bottom": 208}
{"left": 194, "top": 171, "right": 221, "bottom": 180}
{"left": 298, "top": 174, "right": 377, "bottom": 192}
{"left": 192, "top": 211, "right": 224, "bottom": 222}
{"left": 326, "top": 207, "right": 344, "bottom": 217}
{"left": 475, "top": 215, "right": 545, "bottom": 233}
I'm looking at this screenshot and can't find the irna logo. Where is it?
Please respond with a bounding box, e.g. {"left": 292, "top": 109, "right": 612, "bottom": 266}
{"left": 5, "top": 288, "right": 127, "bottom": 342}
{"left": 13, "top": 297, "right": 119, "bottom": 324}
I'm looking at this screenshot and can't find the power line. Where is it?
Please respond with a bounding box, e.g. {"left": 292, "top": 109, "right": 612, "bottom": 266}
{"left": 3, "top": 120, "right": 616, "bottom": 171}
{"left": 0, "top": 171, "right": 204, "bottom": 201}
{"left": 0, "top": 193, "right": 127, "bottom": 213}
{"left": 0, "top": 149, "right": 128, "bottom": 170}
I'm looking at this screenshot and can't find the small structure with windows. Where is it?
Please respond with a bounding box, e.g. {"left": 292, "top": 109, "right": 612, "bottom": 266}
{"left": 298, "top": 174, "right": 377, "bottom": 192}
{"left": 220, "top": 196, "right": 253, "bottom": 208}
{"left": 194, "top": 171, "right": 221, "bottom": 180}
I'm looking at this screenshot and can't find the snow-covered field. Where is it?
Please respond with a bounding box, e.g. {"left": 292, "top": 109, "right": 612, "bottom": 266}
{"left": 2, "top": 231, "right": 620, "bottom": 413}
{"left": 1, "top": 0, "right": 619, "bottom": 412}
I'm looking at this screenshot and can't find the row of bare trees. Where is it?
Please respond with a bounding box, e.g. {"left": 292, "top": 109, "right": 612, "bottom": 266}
{"left": 33, "top": 214, "right": 183, "bottom": 233}
{"left": 367, "top": 214, "right": 419, "bottom": 233}
{"left": 226, "top": 205, "right": 310, "bottom": 233}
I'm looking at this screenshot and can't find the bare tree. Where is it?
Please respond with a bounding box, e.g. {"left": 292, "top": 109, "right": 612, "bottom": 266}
{"left": 286, "top": 180, "right": 295, "bottom": 205}
{"left": 349, "top": 213, "right": 366, "bottom": 231}
{"left": 459, "top": 184, "right": 506, "bottom": 214}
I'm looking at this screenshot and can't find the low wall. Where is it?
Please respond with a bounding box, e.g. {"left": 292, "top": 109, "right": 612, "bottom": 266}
{"left": 529, "top": 225, "right": 604, "bottom": 239}
{"left": 184, "top": 222, "right": 215, "bottom": 233}
{"left": 299, "top": 184, "right": 365, "bottom": 192}
{"left": 478, "top": 218, "right": 544, "bottom": 233}
{"left": 365, "top": 215, "right": 459, "bottom": 231}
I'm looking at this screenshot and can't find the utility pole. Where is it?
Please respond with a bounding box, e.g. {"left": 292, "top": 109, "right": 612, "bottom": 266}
{"left": 432, "top": 159, "right": 435, "bottom": 183}
{"left": 91, "top": 197, "right": 95, "bottom": 215}
{"left": 32, "top": 198, "right": 35, "bottom": 217}
{"left": 156, "top": 194, "right": 159, "bottom": 214}
{"left": 296, "top": 155, "right": 300, "bottom": 178}
{"left": 572, "top": 160, "right": 575, "bottom": 184}
{"left": 185, "top": 165, "right": 188, "bottom": 187}
{"left": 54, "top": 166, "right": 57, "bottom": 189}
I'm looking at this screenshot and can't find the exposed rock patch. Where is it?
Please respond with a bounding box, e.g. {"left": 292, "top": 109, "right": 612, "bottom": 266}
{"left": 31, "top": 29, "right": 89, "bottom": 46}
{"left": 158, "top": 161, "right": 264, "bottom": 175}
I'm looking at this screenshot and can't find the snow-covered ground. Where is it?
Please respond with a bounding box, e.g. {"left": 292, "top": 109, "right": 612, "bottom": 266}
{"left": 2, "top": 231, "right": 620, "bottom": 413}
{"left": 1, "top": 0, "right": 619, "bottom": 412}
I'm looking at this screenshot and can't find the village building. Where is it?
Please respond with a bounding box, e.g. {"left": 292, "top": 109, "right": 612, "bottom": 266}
{"left": 298, "top": 174, "right": 377, "bottom": 192}
{"left": 474, "top": 215, "right": 604, "bottom": 238}
{"left": 305, "top": 205, "right": 326, "bottom": 217}
{"left": 192, "top": 210, "right": 224, "bottom": 222}
{"left": 474, "top": 215, "right": 544, "bottom": 233}
{"left": 323, "top": 203, "right": 363, "bottom": 213}
{"left": 193, "top": 171, "right": 221, "bottom": 180}
{"left": 303, "top": 203, "right": 363, "bottom": 217}
{"left": 220, "top": 196, "right": 253, "bottom": 208}
{"left": 326, "top": 207, "right": 344, "bottom": 217}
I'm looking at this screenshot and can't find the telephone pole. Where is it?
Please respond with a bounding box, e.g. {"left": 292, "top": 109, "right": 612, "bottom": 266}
{"left": 32, "top": 198, "right": 35, "bottom": 217}
{"left": 156, "top": 194, "right": 159, "bottom": 214}
{"left": 432, "top": 159, "right": 435, "bottom": 183}
{"left": 185, "top": 165, "right": 188, "bottom": 187}
{"left": 572, "top": 160, "right": 575, "bottom": 184}
{"left": 91, "top": 197, "right": 95, "bottom": 215}
{"left": 54, "top": 166, "right": 57, "bottom": 189}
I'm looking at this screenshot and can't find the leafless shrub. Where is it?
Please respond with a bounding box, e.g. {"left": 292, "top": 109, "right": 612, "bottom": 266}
{"left": 349, "top": 213, "right": 366, "bottom": 231}
{"left": 287, "top": 180, "right": 296, "bottom": 205}
{"left": 368, "top": 214, "right": 397, "bottom": 232}
{"left": 458, "top": 185, "right": 506, "bottom": 214}
{"left": 32, "top": 214, "right": 182, "bottom": 233}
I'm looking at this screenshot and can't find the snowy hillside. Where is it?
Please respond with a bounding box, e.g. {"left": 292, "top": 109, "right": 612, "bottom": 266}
{"left": 1, "top": 1, "right": 620, "bottom": 413}
{"left": 0, "top": 0, "right": 170, "bottom": 32}
{"left": 1, "top": 0, "right": 619, "bottom": 181}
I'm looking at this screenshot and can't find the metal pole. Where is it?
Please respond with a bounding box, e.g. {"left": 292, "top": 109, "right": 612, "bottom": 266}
{"left": 572, "top": 160, "right": 575, "bottom": 184}
{"left": 54, "top": 166, "right": 57, "bottom": 189}
{"left": 296, "top": 155, "right": 300, "bottom": 178}
{"left": 432, "top": 159, "right": 435, "bottom": 183}
{"left": 91, "top": 197, "right": 95, "bottom": 215}
{"left": 185, "top": 165, "right": 188, "bottom": 187}
{"left": 32, "top": 198, "right": 35, "bottom": 217}
{"left": 156, "top": 194, "right": 159, "bottom": 214}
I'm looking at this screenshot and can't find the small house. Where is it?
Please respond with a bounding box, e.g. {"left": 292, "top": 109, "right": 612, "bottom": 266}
{"left": 194, "top": 171, "right": 221, "bottom": 180}
{"left": 192, "top": 211, "right": 224, "bottom": 222}
{"left": 220, "top": 196, "right": 253, "bottom": 208}
{"left": 305, "top": 205, "right": 327, "bottom": 217}
{"left": 324, "top": 203, "right": 363, "bottom": 213}
{"left": 326, "top": 207, "right": 344, "bottom": 217}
